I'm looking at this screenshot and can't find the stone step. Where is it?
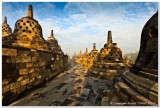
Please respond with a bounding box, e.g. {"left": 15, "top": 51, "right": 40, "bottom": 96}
{"left": 131, "top": 65, "right": 157, "bottom": 75}
{"left": 131, "top": 66, "right": 158, "bottom": 81}
{"left": 139, "top": 70, "right": 158, "bottom": 81}
{"left": 141, "top": 67, "right": 158, "bottom": 75}
{"left": 114, "top": 82, "right": 157, "bottom": 106}
{"left": 122, "top": 71, "right": 158, "bottom": 103}
{"left": 101, "top": 97, "right": 109, "bottom": 106}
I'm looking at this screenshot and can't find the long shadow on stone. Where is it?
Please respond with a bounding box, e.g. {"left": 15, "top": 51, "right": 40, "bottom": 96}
{"left": 84, "top": 83, "right": 92, "bottom": 89}
{"left": 54, "top": 83, "right": 67, "bottom": 89}
{"left": 61, "top": 99, "right": 74, "bottom": 106}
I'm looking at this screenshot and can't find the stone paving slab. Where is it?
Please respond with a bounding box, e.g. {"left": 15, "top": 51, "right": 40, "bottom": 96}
{"left": 80, "top": 88, "right": 90, "bottom": 97}
{"left": 9, "top": 65, "right": 113, "bottom": 106}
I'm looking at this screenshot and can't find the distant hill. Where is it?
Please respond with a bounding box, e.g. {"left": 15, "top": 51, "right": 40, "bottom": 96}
{"left": 125, "top": 52, "right": 139, "bottom": 63}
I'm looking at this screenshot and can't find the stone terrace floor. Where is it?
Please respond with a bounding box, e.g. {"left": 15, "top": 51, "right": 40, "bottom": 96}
{"left": 10, "top": 64, "right": 113, "bottom": 106}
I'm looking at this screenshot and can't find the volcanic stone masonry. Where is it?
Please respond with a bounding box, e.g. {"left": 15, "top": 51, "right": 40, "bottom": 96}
{"left": 2, "top": 5, "right": 68, "bottom": 105}
{"left": 75, "top": 43, "right": 99, "bottom": 68}
{"left": 80, "top": 48, "right": 90, "bottom": 68}
{"left": 102, "top": 11, "right": 158, "bottom": 106}
{"left": 87, "top": 43, "right": 99, "bottom": 68}
{"left": 2, "top": 16, "right": 12, "bottom": 37}
{"left": 88, "top": 31, "right": 128, "bottom": 81}
{"left": 75, "top": 48, "right": 89, "bottom": 67}
{"left": 75, "top": 50, "right": 82, "bottom": 64}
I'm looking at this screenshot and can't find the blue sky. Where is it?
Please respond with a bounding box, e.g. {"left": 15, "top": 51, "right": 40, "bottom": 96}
{"left": 2, "top": 2, "right": 158, "bottom": 57}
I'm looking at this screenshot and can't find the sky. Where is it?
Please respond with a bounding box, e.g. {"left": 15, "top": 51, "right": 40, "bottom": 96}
{"left": 2, "top": 2, "right": 158, "bottom": 57}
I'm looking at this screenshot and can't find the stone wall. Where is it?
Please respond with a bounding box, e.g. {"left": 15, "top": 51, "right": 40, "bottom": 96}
{"left": 75, "top": 44, "right": 99, "bottom": 68}
{"left": 2, "top": 4, "right": 69, "bottom": 105}
{"left": 2, "top": 46, "right": 68, "bottom": 105}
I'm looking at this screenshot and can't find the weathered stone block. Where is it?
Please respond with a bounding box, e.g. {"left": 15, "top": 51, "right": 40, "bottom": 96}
{"left": 39, "top": 62, "right": 46, "bottom": 66}
{"left": 2, "top": 79, "right": 10, "bottom": 86}
{"left": 105, "top": 65, "right": 109, "bottom": 68}
{"left": 7, "top": 56, "right": 32, "bottom": 63}
{"left": 149, "top": 91, "right": 158, "bottom": 104}
{"left": 2, "top": 48, "right": 17, "bottom": 56}
{"left": 120, "top": 92, "right": 129, "bottom": 102}
{"left": 17, "top": 63, "right": 26, "bottom": 69}
{"left": 33, "top": 80, "right": 42, "bottom": 86}
{"left": 106, "top": 73, "right": 111, "bottom": 76}
{"left": 106, "top": 70, "right": 118, "bottom": 73}
{"left": 110, "top": 96, "right": 121, "bottom": 106}
{"left": 30, "top": 72, "right": 39, "bottom": 78}
{"left": 30, "top": 77, "right": 35, "bottom": 83}
{"left": 28, "top": 68, "right": 35, "bottom": 73}
{"left": 19, "top": 69, "right": 28, "bottom": 75}
{"left": 101, "top": 97, "right": 109, "bottom": 106}
{"left": 21, "top": 79, "right": 29, "bottom": 86}
{"left": 19, "top": 56, "right": 32, "bottom": 63}
{"left": 100, "top": 72, "right": 104, "bottom": 76}
{"left": 81, "top": 88, "right": 90, "bottom": 96}
{"left": 23, "top": 74, "right": 30, "bottom": 79}
{"left": 150, "top": 83, "right": 158, "bottom": 93}
{"left": 11, "top": 89, "right": 17, "bottom": 95}
{"left": 17, "top": 85, "right": 26, "bottom": 94}
{"left": 17, "top": 76, "right": 24, "bottom": 81}
{"left": 32, "top": 57, "right": 38, "bottom": 62}
{"left": 36, "top": 75, "right": 42, "bottom": 79}
{"left": 26, "top": 63, "right": 33, "bottom": 67}
{"left": 149, "top": 83, "right": 158, "bottom": 103}
{"left": 18, "top": 50, "right": 30, "bottom": 56}
{"left": 99, "top": 65, "right": 103, "bottom": 68}
{"left": 33, "top": 63, "right": 39, "bottom": 67}
{"left": 6, "top": 57, "right": 15, "bottom": 63}
{"left": 3, "top": 84, "right": 10, "bottom": 93}
{"left": 10, "top": 82, "right": 21, "bottom": 90}
{"left": 51, "top": 64, "right": 54, "bottom": 68}
{"left": 34, "top": 68, "right": 41, "bottom": 72}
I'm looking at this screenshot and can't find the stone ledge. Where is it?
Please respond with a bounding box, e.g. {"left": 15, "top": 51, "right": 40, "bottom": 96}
{"left": 101, "top": 97, "right": 109, "bottom": 106}
{"left": 122, "top": 71, "right": 156, "bottom": 93}
{"left": 122, "top": 72, "right": 158, "bottom": 103}
{"left": 114, "top": 82, "right": 157, "bottom": 106}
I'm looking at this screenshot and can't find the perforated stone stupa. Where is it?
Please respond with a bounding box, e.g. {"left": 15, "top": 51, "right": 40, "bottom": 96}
{"left": 87, "top": 43, "right": 99, "bottom": 68}
{"left": 2, "top": 4, "right": 68, "bottom": 105}
{"left": 75, "top": 50, "right": 82, "bottom": 64}
{"left": 47, "top": 30, "right": 63, "bottom": 54}
{"left": 102, "top": 12, "right": 158, "bottom": 106}
{"left": 2, "top": 5, "right": 50, "bottom": 51}
{"left": 80, "top": 48, "right": 90, "bottom": 68}
{"left": 75, "top": 43, "right": 99, "bottom": 68}
{"left": 2, "top": 16, "right": 12, "bottom": 37}
{"left": 88, "top": 31, "right": 127, "bottom": 80}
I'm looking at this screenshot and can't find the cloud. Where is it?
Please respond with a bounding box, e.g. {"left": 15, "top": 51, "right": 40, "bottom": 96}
{"left": 2, "top": 2, "right": 158, "bottom": 57}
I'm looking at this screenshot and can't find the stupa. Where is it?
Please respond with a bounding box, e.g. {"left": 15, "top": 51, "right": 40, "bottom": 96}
{"left": 103, "top": 11, "right": 158, "bottom": 106}
{"left": 2, "top": 5, "right": 50, "bottom": 51}
{"left": 2, "top": 16, "right": 12, "bottom": 37}
{"left": 47, "top": 30, "right": 63, "bottom": 54}
{"left": 75, "top": 50, "right": 83, "bottom": 64}
{"left": 88, "top": 31, "right": 127, "bottom": 80}
{"left": 87, "top": 43, "right": 99, "bottom": 68}
{"left": 80, "top": 48, "right": 89, "bottom": 67}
